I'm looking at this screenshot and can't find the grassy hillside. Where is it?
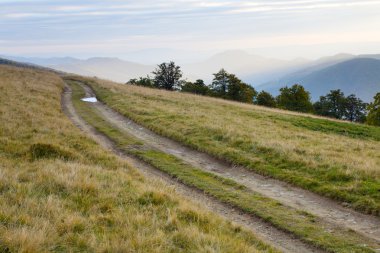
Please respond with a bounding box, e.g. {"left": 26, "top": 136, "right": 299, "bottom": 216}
{"left": 67, "top": 80, "right": 378, "bottom": 253}
{"left": 0, "top": 65, "right": 276, "bottom": 252}
{"left": 80, "top": 77, "right": 380, "bottom": 215}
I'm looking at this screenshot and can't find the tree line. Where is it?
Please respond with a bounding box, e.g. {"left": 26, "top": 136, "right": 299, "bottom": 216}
{"left": 127, "top": 61, "right": 380, "bottom": 126}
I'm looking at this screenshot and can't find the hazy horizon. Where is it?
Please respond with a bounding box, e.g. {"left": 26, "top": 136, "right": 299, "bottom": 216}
{"left": 3, "top": 48, "right": 379, "bottom": 66}
{"left": 1, "top": 0, "right": 380, "bottom": 63}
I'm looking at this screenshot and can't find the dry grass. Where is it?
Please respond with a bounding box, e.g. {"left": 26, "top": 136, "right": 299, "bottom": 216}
{"left": 0, "top": 65, "right": 276, "bottom": 253}
{"left": 80, "top": 77, "right": 380, "bottom": 214}
{"left": 68, "top": 80, "right": 377, "bottom": 253}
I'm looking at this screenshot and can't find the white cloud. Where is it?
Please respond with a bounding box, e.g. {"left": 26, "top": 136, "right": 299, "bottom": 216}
{"left": 1, "top": 0, "right": 379, "bottom": 58}
{"left": 52, "top": 5, "right": 91, "bottom": 12}
{"left": 3, "top": 0, "right": 379, "bottom": 20}
{"left": 228, "top": 0, "right": 380, "bottom": 14}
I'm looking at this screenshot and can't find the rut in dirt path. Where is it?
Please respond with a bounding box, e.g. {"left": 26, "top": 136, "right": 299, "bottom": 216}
{"left": 61, "top": 83, "right": 326, "bottom": 253}
{"left": 78, "top": 82, "right": 380, "bottom": 243}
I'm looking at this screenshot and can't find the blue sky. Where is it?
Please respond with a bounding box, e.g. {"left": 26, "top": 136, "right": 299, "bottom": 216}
{"left": 1, "top": 0, "right": 380, "bottom": 61}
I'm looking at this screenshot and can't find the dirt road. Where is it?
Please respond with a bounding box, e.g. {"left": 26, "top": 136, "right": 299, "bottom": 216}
{"left": 61, "top": 83, "right": 330, "bottom": 253}
{"left": 79, "top": 82, "right": 380, "bottom": 243}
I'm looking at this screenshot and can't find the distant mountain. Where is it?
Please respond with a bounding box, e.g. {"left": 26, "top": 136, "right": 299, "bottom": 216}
{"left": 6, "top": 51, "right": 308, "bottom": 84}
{"left": 0, "top": 57, "right": 61, "bottom": 73}
{"left": 258, "top": 57, "right": 380, "bottom": 102}
{"left": 5, "top": 52, "right": 380, "bottom": 102}
{"left": 50, "top": 57, "right": 155, "bottom": 82}
{"left": 360, "top": 54, "right": 380, "bottom": 60}
{"left": 2, "top": 56, "right": 155, "bottom": 83}
{"left": 3, "top": 56, "right": 81, "bottom": 66}
{"left": 290, "top": 53, "right": 356, "bottom": 78}
{"left": 122, "top": 48, "right": 214, "bottom": 64}
{"left": 256, "top": 54, "right": 356, "bottom": 93}
{"left": 182, "top": 50, "right": 309, "bottom": 84}
{"left": 0, "top": 57, "right": 33, "bottom": 68}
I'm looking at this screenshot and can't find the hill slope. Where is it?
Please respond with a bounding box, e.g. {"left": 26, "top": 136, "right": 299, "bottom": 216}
{"left": 83, "top": 77, "right": 380, "bottom": 216}
{"left": 0, "top": 65, "right": 274, "bottom": 252}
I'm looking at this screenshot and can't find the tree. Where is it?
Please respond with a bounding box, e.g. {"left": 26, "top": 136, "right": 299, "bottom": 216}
{"left": 314, "top": 90, "right": 346, "bottom": 119}
{"left": 226, "top": 74, "right": 257, "bottom": 103}
{"left": 181, "top": 79, "right": 209, "bottom": 95}
{"left": 314, "top": 90, "right": 367, "bottom": 122}
{"left": 152, "top": 61, "right": 182, "bottom": 90}
{"left": 325, "top": 89, "right": 347, "bottom": 119}
{"left": 127, "top": 76, "right": 154, "bottom": 87}
{"left": 256, "top": 91, "right": 276, "bottom": 107}
{"left": 367, "top": 92, "right": 380, "bottom": 126}
{"left": 344, "top": 94, "right": 367, "bottom": 122}
{"left": 277, "top": 84, "right": 313, "bottom": 112}
{"left": 313, "top": 95, "right": 330, "bottom": 117}
{"left": 210, "top": 69, "right": 229, "bottom": 97}
{"left": 239, "top": 83, "right": 257, "bottom": 103}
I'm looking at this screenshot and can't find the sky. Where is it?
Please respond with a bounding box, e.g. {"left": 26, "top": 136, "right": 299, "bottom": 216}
{"left": 1, "top": 0, "right": 380, "bottom": 62}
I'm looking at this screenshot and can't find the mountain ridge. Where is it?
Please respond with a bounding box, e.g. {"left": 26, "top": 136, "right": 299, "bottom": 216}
{"left": 2, "top": 51, "right": 380, "bottom": 101}
{"left": 258, "top": 57, "right": 380, "bottom": 102}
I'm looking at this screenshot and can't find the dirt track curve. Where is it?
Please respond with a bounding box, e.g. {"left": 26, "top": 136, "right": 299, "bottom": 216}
{"left": 62, "top": 81, "right": 380, "bottom": 252}
{"left": 79, "top": 82, "right": 380, "bottom": 243}
{"left": 61, "top": 83, "right": 328, "bottom": 253}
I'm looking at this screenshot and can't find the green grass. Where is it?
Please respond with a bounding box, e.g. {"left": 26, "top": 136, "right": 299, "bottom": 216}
{"left": 221, "top": 102, "right": 380, "bottom": 141}
{"left": 0, "top": 65, "right": 277, "bottom": 253}
{"left": 70, "top": 76, "right": 380, "bottom": 216}
{"left": 280, "top": 115, "right": 380, "bottom": 141}
{"left": 69, "top": 80, "right": 378, "bottom": 253}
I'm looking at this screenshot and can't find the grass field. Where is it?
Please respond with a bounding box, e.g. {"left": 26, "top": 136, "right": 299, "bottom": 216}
{"left": 68, "top": 80, "right": 378, "bottom": 253}
{"left": 77, "top": 77, "right": 380, "bottom": 215}
{"left": 0, "top": 65, "right": 278, "bottom": 253}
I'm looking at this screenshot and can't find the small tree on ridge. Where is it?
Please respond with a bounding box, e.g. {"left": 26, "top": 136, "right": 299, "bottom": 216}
{"left": 152, "top": 61, "right": 182, "bottom": 90}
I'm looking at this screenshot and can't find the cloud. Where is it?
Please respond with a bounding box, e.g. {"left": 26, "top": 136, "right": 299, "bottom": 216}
{"left": 228, "top": 0, "right": 380, "bottom": 14}
{"left": 52, "top": 5, "right": 91, "bottom": 12}
{"left": 4, "top": 0, "right": 379, "bottom": 20}
{"left": 0, "top": 0, "right": 379, "bottom": 58}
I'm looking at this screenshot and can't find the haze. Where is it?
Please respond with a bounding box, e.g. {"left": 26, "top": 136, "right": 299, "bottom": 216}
{"left": 1, "top": 0, "right": 380, "bottom": 63}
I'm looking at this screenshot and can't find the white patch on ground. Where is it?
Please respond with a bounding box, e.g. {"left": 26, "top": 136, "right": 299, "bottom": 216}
{"left": 81, "top": 97, "right": 97, "bottom": 103}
